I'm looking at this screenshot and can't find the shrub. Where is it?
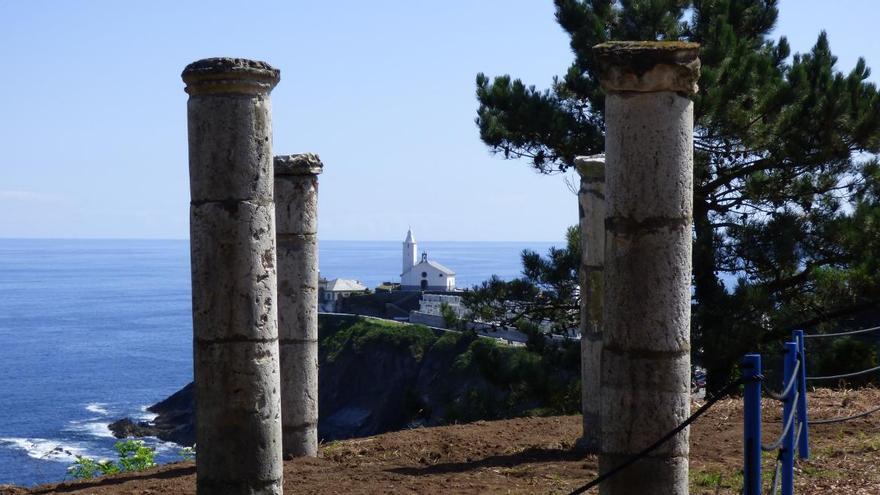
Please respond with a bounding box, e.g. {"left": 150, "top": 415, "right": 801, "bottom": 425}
{"left": 68, "top": 440, "right": 156, "bottom": 480}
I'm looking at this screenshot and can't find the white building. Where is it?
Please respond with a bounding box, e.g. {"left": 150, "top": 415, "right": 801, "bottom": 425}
{"left": 319, "top": 278, "right": 368, "bottom": 312}
{"left": 400, "top": 228, "right": 456, "bottom": 291}
{"left": 418, "top": 293, "right": 465, "bottom": 318}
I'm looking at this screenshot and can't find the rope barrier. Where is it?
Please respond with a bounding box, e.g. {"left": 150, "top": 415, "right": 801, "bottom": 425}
{"left": 764, "top": 359, "right": 801, "bottom": 401}
{"left": 566, "top": 378, "right": 745, "bottom": 495}
{"left": 806, "top": 364, "right": 880, "bottom": 381}
{"left": 809, "top": 403, "right": 880, "bottom": 425}
{"left": 761, "top": 390, "right": 799, "bottom": 452}
{"left": 768, "top": 455, "right": 782, "bottom": 495}
{"left": 803, "top": 324, "right": 880, "bottom": 339}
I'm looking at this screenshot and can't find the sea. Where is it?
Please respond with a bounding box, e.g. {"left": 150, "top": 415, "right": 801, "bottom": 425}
{"left": 0, "top": 238, "right": 557, "bottom": 486}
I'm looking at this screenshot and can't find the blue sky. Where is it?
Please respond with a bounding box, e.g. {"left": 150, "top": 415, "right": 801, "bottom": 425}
{"left": 0, "top": 1, "right": 876, "bottom": 241}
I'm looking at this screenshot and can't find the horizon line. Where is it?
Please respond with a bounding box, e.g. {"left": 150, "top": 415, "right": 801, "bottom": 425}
{"left": 0, "top": 236, "right": 563, "bottom": 243}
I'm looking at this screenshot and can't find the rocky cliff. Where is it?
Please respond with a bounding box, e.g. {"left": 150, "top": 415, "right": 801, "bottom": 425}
{"left": 110, "top": 314, "right": 580, "bottom": 446}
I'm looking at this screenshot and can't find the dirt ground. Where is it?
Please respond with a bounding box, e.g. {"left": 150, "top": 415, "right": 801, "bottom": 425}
{"left": 3, "top": 388, "right": 879, "bottom": 494}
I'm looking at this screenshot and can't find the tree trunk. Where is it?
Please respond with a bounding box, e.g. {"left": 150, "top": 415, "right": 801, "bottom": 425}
{"left": 692, "top": 200, "right": 732, "bottom": 394}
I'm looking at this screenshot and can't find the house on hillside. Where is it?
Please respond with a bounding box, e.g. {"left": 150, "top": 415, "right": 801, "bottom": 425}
{"left": 400, "top": 228, "right": 456, "bottom": 291}
{"left": 319, "top": 278, "right": 368, "bottom": 312}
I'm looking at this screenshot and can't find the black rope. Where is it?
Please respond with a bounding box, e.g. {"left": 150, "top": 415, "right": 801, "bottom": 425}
{"left": 803, "top": 325, "right": 880, "bottom": 339}
{"left": 761, "top": 391, "right": 799, "bottom": 452}
{"left": 806, "top": 364, "right": 880, "bottom": 381}
{"left": 764, "top": 359, "right": 801, "bottom": 401}
{"left": 567, "top": 378, "right": 745, "bottom": 495}
{"left": 810, "top": 403, "right": 880, "bottom": 425}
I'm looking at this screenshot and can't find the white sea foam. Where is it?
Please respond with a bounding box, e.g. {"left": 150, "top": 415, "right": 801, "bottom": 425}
{"left": 0, "top": 437, "right": 89, "bottom": 463}
{"left": 148, "top": 439, "right": 180, "bottom": 454}
{"left": 137, "top": 405, "right": 158, "bottom": 422}
{"left": 66, "top": 421, "right": 115, "bottom": 439}
{"left": 85, "top": 402, "right": 110, "bottom": 415}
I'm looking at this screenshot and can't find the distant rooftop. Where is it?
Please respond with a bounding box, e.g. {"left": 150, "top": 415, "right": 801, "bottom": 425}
{"left": 323, "top": 278, "right": 368, "bottom": 292}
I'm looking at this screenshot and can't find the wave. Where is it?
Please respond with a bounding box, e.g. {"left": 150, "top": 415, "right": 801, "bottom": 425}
{"left": 85, "top": 402, "right": 110, "bottom": 415}
{"left": 65, "top": 421, "right": 115, "bottom": 439}
{"left": 0, "top": 437, "right": 89, "bottom": 463}
{"left": 137, "top": 405, "right": 158, "bottom": 422}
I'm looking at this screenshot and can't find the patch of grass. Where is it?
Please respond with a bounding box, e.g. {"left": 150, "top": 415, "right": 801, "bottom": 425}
{"left": 854, "top": 431, "right": 880, "bottom": 452}
{"left": 690, "top": 469, "right": 743, "bottom": 491}
{"left": 692, "top": 470, "right": 723, "bottom": 488}
{"left": 799, "top": 462, "right": 838, "bottom": 479}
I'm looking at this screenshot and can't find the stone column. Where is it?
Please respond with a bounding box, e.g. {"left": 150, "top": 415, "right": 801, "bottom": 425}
{"left": 594, "top": 41, "right": 699, "bottom": 495}
{"left": 575, "top": 154, "right": 605, "bottom": 453}
{"left": 182, "top": 58, "right": 283, "bottom": 495}
{"left": 274, "top": 154, "right": 322, "bottom": 458}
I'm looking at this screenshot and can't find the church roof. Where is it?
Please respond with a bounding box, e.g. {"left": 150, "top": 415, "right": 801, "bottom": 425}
{"left": 419, "top": 259, "right": 455, "bottom": 275}
{"left": 404, "top": 228, "right": 415, "bottom": 244}
{"left": 324, "top": 278, "right": 367, "bottom": 292}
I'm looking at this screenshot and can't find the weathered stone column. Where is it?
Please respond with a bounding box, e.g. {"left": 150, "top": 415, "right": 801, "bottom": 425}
{"left": 182, "top": 58, "right": 283, "bottom": 495}
{"left": 575, "top": 154, "right": 605, "bottom": 453}
{"left": 274, "top": 154, "right": 322, "bottom": 458}
{"left": 594, "top": 41, "right": 699, "bottom": 495}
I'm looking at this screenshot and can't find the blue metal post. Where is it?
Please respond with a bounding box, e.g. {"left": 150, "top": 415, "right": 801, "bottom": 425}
{"left": 742, "top": 354, "right": 762, "bottom": 495}
{"left": 781, "top": 342, "right": 797, "bottom": 495}
{"left": 794, "top": 330, "right": 810, "bottom": 459}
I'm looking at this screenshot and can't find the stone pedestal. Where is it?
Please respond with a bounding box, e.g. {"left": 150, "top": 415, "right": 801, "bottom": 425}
{"left": 575, "top": 154, "right": 605, "bottom": 453}
{"left": 594, "top": 41, "right": 700, "bottom": 495}
{"left": 182, "top": 57, "right": 283, "bottom": 495}
{"left": 274, "top": 154, "right": 322, "bottom": 458}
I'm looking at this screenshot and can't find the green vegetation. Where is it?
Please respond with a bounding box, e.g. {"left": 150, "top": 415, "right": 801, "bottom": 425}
{"left": 68, "top": 440, "right": 156, "bottom": 480}
{"left": 318, "top": 314, "right": 581, "bottom": 425}
{"left": 321, "top": 317, "right": 437, "bottom": 363}
{"left": 689, "top": 469, "right": 744, "bottom": 492}
{"left": 445, "top": 332, "right": 580, "bottom": 422}
{"left": 810, "top": 337, "right": 879, "bottom": 386}
{"left": 463, "top": 226, "right": 580, "bottom": 343}
{"left": 474, "top": 0, "right": 880, "bottom": 393}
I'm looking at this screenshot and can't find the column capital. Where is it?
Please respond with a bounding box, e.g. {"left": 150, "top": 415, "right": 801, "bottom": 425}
{"left": 275, "top": 154, "right": 324, "bottom": 176}
{"left": 182, "top": 57, "right": 280, "bottom": 96}
{"left": 593, "top": 41, "right": 700, "bottom": 95}
{"left": 575, "top": 154, "right": 606, "bottom": 180}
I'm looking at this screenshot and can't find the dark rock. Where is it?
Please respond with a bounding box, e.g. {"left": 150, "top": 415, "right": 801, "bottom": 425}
{"left": 110, "top": 315, "right": 578, "bottom": 447}
{"left": 109, "top": 383, "right": 196, "bottom": 446}
{"left": 108, "top": 418, "right": 154, "bottom": 438}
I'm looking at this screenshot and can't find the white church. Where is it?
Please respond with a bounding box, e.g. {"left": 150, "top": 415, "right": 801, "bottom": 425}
{"left": 400, "top": 229, "right": 456, "bottom": 291}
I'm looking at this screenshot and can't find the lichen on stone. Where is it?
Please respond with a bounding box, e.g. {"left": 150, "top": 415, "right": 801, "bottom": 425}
{"left": 274, "top": 154, "right": 324, "bottom": 176}
{"left": 593, "top": 41, "right": 700, "bottom": 95}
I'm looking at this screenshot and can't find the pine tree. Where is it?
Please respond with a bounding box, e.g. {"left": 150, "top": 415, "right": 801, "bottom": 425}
{"left": 474, "top": 0, "right": 880, "bottom": 391}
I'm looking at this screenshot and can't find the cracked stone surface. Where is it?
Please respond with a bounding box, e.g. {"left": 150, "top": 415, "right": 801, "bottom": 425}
{"left": 275, "top": 154, "right": 322, "bottom": 458}
{"left": 597, "top": 44, "right": 696, "bottom": 495}
{"left": 184, "top": 57, "right": 283, "bottom": 495}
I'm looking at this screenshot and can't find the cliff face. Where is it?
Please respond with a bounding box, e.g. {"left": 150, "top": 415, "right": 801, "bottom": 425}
{"left": 110, "top": 314, "right": 580, "bottom": 446}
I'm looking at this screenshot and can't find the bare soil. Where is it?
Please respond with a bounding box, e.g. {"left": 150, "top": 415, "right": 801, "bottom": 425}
{"left": 4, "top": 388, "right": 879, "bottom": 495}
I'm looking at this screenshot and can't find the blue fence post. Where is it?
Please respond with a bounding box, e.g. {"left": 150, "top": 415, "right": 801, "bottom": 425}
{"left": 794, "top": 329, "right": 810, "bottom": 459}
{"left": 742, "top": 354, "right": 762, "bottom": 495}
{"left": 781, "top": 342, "right": 797, "bottom": 495}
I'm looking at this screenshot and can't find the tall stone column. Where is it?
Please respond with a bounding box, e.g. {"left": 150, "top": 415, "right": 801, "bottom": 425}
{"left": 274, "top": 154, "right": 322, "bottom": 458}
{"left": 182, "top": 58, "right": 284, "bottom": 495}
{"left": 575, "top": 154, "right": 605, "bottom": 453}
{"left": 594, "top": 42, "right": 699, "bottom": 495}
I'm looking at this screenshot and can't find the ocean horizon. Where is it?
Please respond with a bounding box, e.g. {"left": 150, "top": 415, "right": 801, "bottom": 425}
{"left": 0, "top": 238, "right": 559, "bottom": 486}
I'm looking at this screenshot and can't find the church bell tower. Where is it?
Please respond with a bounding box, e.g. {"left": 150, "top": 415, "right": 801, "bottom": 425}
{"left": 402, "top": 228, "right": 418, "bottom": 275}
